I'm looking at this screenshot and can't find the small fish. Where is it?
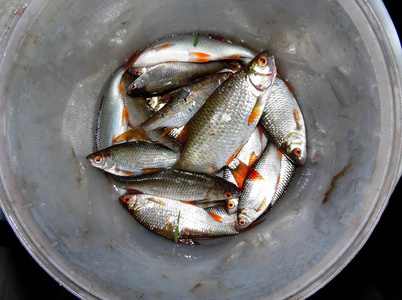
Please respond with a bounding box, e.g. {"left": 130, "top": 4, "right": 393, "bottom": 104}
{"left": 174, "top": 51, "right": 277, "bottom": 173}
{"left": 236, "top": 142, "right": 281, "bottom": 230}
{"left": 259, "top": 77, "right": 307, "bottom": 165}
{"left": 127, "top": 61, "right": 240, "bottom": 96}
{"left": 116, "top": 73, "right": 231, "bottom": 142}
{"left": 119, "top": 193, "right": 238, "bottom": 243}
{"left": 95, "top": 67, "right": 129, "bottom": 150}
{"left": 111, "top": 168, "right": 240, "bottom": 202}
{"left": 86, "top": 141, "right": 179, "bottom": 176}
{"left": 131, "top": 33, "right": 257, "bottom": 67}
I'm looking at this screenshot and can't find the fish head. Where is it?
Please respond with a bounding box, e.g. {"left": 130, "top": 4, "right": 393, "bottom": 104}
{"left": 207, "top": 181, "right": 241, "bottom": 201}
{"left": 127, "top": 74, "right": 149, "bottom": 96}
{"left": 283, "top": 132, "right": 307, "bottom": 166}
{"left": 226, "top": 198, "right": 239, "bottom": 215}
{"left": 86, "top": 149, "right": 117, "bottom": 170}
{"left": 119, "top": 194, "right": 138, "bottom": 210}
{"left": 247, "top": 51, "right": 277, "bottom": 92}
{"left": 236, "top": 208, "right": 257, "bottom": 230}
{"left": 128, "top": 66, "right": 147, "bottom": 78}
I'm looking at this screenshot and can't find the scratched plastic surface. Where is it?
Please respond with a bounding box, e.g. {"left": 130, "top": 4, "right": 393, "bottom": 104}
{"left": 0, "top": 0, "right": 401, "bottom": 299}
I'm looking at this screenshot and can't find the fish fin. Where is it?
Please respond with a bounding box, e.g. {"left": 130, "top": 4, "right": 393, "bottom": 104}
{"left": 190, "top": 52, "right": 212, "bottom": 62}
{"left": 123, "top": 50, "right": 142, "bottom": 69}
{"left": 122, "top": 107, "right": 129, "bottom": 124}
{"left": 161, "top": 127, "right": 174, "bottom": 137}
{"left": 248, "top": 97, "right": 265, "bottom": 125}
{"left": 225, "top": 144, "right": 244, "bottom": 166}
{"left": 142, "top": 167, "right": 166, "bottom": 174}
{"left": 277, "top": 150, "right": 283, "bottom": 160}
{"left": 248, "top": 168, "right": 264, "bottom": 181}
{"left": 293, "top": 109, "right": 302, "bottom": 131}
{"left": 127, "top": 189, "right": 143, "bottom": 195}
{"left": 175, "top": 125, "right": 188, "bottom": 144}
{"left": 276, "top": 174, "right": 281, "bottom": 185}
{"left": 178, "top": 238, "right": 199, "bottom": 245}
{"left": 230, "top": 160, "right": 251, "bottom": 189}
{"left": 249, "top": 152, "right": 259, "bottom": 166}
{"left": 114, "top": 127, "right": 148, "bottom": 143}
{"left": 115, "top": 169, "right": 136, "bottom": 176}
{"left": 224, "top": 54, "right": 241, "bottom": 60}
{"left": 147, "top": 196, "right": 166, "bottom": 206}
{"left": 256, "top": 197, "right": 268, "bottom": 212}
{"left": 208, "top": 34, "right": 233, "bottom": 43}
{"left": 207, "top": 211, "right": 223, "bottom": 223}
{"left": 152, "top": 43, "right": 174, "bottom": 51}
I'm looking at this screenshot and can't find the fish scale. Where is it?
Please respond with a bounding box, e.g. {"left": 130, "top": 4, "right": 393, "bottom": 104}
{"left": 175, "top": 52, "right": 276, "bottom": 173}
{"left": 120, "top": 194, "right": 238, "bottom": 242}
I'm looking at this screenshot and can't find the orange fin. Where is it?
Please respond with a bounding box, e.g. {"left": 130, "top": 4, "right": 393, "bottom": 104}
{"left": 248, "top": 97, "right": 264, "bottom": 125}
{"left": 152, "top": 43, "right": 174, "bottom": 51}
{"left": 224, "top": 54, "right": 241, "bottom": 60}
{"left": 142, "top": 167, "right": 166, "bottom": 174}
{"left": 114, "top": 127, "right": 148, "bottom": 143}
{"left": 230, "top": 160, "right": 251, "bottom": 189}
{"left": 175, "top": 125, "right": 188, "bottom": 144}
{"left": 249, "top": 152, "right": 259, "bottom": 166}
{"left": 256, "top": 197, "right": 268, "bottom": 212}
{"left": 207, "top": 211, "right": 223, "bottom": 223}
{"left": 122, "top": 107, "right": 129, "bottom": 124}
{"left": 277, "top": 150, "right": 283, "bottom": 160}
{"left": 248, "top": 168, "right": 264, "bottom": 181}
{"left": 147, "top": 196, "right": 166, "bottom": 206}
{"left": 161, "top": 127, "right": 174, "bottom": 137}
{"left": 190, "top": 52, "right": 212, "bottom": 62}
{"left": 293, "top": 109, "right": 302, "bottom": 131}
{"left": 115, "top": 169, "right": 136, "bottom": 176}
{"left": 225, "top": 144, "right": 244, "bottom": 166}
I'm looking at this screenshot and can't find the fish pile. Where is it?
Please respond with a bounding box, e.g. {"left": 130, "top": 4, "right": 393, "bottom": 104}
{"left": 86, "top": 33, "right": 307, "bottom": 245}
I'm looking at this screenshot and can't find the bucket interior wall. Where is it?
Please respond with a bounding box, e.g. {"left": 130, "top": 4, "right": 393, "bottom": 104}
{"left": 2, "top": 0, "right": 394, "bottom": 299}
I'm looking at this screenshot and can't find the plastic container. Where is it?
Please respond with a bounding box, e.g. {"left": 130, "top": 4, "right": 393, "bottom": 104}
{"left": 0, "top": 0, "right": 401, "bottom": 299}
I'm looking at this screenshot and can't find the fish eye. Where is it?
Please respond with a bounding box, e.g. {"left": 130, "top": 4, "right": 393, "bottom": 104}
{"left": 122, "top": 197, "right": 132, "bottom": 204}
{"left": 238, "top": 218, "right": 246, "bottom": 226}
{"left": 134, "top": 70, "right": 142, "bottom": 76}
{"left": 227, "top": 201, "right": 235, "bottom": 209}
{"left": 294, "top": 148, "right": 302, "bottom": 157}
{"left": 130, "top": 83, "right": 137, "bottom": 91}
{"left": 258, "top": 56, "right": 268, "bottom": 67}
{"left": 223, "top": 190, "right": 233, "bottom": 198}
{"left": 93, "top": 155, "right": 103, "bottom": 163}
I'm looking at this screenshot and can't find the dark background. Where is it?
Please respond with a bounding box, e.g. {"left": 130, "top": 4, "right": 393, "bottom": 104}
{"left": 1, "top": 1, "right": 401, "bottom": 299}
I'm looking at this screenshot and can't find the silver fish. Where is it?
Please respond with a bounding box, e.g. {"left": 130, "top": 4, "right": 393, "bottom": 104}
{"left": 259, "top": 77, "right": 307, "bottom": 165}
{"left": 127, "top": 61, "right": 239, "bottom": 96}
{"left": 131, "top": 33, "right": 257, "bottom": 67}
{"left": 86, "top": 141, "right": 179, "bottom": 176}
{"left": 111, "top": 168, "right": 240, "bottom": 202}
{"left": 119, "top": 193, "right": 238, "bottom": 243}
{"left": 174, "top": 52, "right": 277, "bottom": 173}
{"left": 236, "top": 142, "right": 281, "bottom": 230}
{"left": 95, "top": 66, "right": 129, "bottom": 150}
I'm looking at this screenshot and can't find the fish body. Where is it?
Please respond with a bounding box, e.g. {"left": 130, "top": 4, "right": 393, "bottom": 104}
{"left": 111, "top": 168, "right": 240, "bottom": 202}
{"left": 132, "top": 33, "right": 257, "bottom": 67}
{"left": 123, "top": 96, "right": 154, "bottom": 128}
{"left": 236, "top": 142, "right": 281, "bottom": 230}
{"left": 127, "top": 61, "right": 239, "bottom": 96}
{"left": 259, "top": 78, "right": 307, "bottom": 165}
{"left": 120, "top": 193, "right": 238, "bottom": 243}
{"left": 270, "top": 153, "right": 296, "bottom": 208}
{"left": 86, "top": 141, "right": 179, "bottom": 176}
{"left": 95, "top": 67, "right": 129, "bottom": 150}
{"left": 175, "top": 52, "right": 277, "bottom": 173}
{"left": 140, "top": 73, "right": 231, "bottom": 132}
